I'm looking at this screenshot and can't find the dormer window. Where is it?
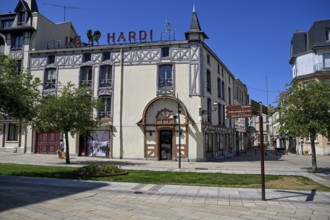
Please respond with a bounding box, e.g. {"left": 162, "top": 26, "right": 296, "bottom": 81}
{"left": 1, "top": 20, "right": 14, "bottom": 29}
{"left": 17, "top": 11, "right": 27, "bottom": 25}
{"left": 83, "top": 53, "right": 91, "bottom": 62}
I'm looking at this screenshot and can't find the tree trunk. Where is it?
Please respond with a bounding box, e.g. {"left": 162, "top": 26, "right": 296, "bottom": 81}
{"left": 65, "top": 132, "right": 70, "bottom": 164}
{"left": 310, "top": 132, "right": 317, "bottom": 173}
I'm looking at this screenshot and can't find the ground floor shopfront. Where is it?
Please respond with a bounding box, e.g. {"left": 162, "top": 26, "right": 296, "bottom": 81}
{"left": 0, "top": 98, "right": 248, "bottom": 160}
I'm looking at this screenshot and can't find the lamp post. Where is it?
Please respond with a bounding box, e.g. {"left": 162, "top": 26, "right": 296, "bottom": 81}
{"left": 176, "top": 94, "right": 182, "bottom": 169}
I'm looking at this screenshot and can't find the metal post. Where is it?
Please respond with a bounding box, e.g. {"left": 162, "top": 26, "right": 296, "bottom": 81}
{"left": 259, "top": 102, "right": 266, "bottom": 201}
{"left": 177, "top": 94, "right": 181, "bottom": 169}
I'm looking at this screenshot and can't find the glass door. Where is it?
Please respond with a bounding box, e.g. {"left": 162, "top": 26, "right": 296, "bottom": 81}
{"left": 159, "top": 130, "right": 172, "bottom": 160}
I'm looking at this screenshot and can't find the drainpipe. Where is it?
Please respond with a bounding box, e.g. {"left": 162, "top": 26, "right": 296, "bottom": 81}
{"left": 119, "top": 48, "right": 124, "bottom": 159}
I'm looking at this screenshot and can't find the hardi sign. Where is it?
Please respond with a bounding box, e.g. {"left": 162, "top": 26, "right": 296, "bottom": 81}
{"left": 107, "top": 30, "right": 153, "bottom": 44}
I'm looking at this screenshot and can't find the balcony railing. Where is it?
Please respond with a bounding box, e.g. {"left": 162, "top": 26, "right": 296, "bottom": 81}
{"left": 98, "top": 111, "right": 112, "bottom": 118}
{"left": 80, "top": 80, "right": 92, "bottom": 87}
{"left": 99, "top": 79, "right": 112, "bottom": 88}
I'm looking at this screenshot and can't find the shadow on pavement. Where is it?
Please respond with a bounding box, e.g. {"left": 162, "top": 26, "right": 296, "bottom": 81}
{"left": 208, "top": 149, "right": 284, "bottom": 163}
{"left": 0, "top": 175, "right": 108, "bottom": 212}
{"left": 267, "top": 189, "right": 317, "bottom": 202}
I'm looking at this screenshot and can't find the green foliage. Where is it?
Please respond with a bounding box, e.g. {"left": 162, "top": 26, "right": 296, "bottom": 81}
{"left": 33, "top": 83, "right": 100, "bottom": 163}
{"left": 76, "top": 164, "right": 128, "bottom": 177}
{"left": 0, "top": 55, "right": 41, "bottom": 122}
{"left": 33, "top": 83, "right": 99, "bottom": 135}
{"left": 279, "top": 80, "right": 330, "bottom": 138}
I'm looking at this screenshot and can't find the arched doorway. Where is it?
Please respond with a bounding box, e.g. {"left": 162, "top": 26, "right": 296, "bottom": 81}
{"left": 137, "top": 96, "right": 194, "bottom": 160}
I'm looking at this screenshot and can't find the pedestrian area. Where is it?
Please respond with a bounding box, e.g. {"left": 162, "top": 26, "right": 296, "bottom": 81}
{"left": 0, "top": 175, "right": 329, "bottom": 220}
{"left": 0, "top": 151, "right": 330, "bottom": 219}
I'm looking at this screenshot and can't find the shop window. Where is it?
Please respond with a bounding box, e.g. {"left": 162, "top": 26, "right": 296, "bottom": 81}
{"left": 7, "top": 124, "right": 18, "bottom": 141}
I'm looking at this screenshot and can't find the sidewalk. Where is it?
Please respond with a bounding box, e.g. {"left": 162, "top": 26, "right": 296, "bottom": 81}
{"left": 0, "top": 151, "right": 330, "bottom": 219}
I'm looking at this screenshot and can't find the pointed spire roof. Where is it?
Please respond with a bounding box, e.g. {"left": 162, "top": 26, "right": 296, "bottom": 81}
{"left": 15, "top": 0, "right": 39, "bottom": 13}
{"left": 185, "top": 5, "right": 208, "bottom": 41}
{"left": 189, "top": 5, "right": 202, "bottom": 31}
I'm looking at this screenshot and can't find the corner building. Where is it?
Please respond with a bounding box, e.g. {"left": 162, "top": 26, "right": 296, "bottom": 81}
{"left": 289, "top": 19, "right": 330, "bottom": 155}
{"left": 2, "top": 0, "right": 250, "bottom": 161}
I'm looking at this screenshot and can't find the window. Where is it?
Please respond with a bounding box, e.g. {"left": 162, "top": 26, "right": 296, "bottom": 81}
{"left": 47, "top": 55, "right": 55, "bottom": 64}
{"left": 326, "top": 29, "right": 330, "bottom": 41}
{"left": 207, "top": 98, "right": 212, "bottom": 122}
{"left": 222, "top": 105, "right": 226, "bottom": 126}
{"left": 221, "top": 81, "right": 225, "bottom": 100}
{"left": 1, "top": 20, "right": 13, "bottom": 28}
{"left": 218, "top": 103, "right": 222, "bottom": 125}
{"left": 44, "top": 68, "right": 57, "bottom": 89}
{"left": 207, "top": 54, "right": 210, "bottom": 65}
{"left": 100, "top": 65, "right": 112, "bottom": 87}
{"left": 83, "top": 53, "right": 91, "bottom": 62}
{"left": 217, "top": 64, "right": 220, "bottom": 74}
{"left": 228, "top": 87, "right": 231, "bottom": 105}
{"left": 323, "top": 53, "right": 330, "bottom": 68}
{"left": 17, "top": 11, "right": 27, "bottom": 25}
{"left": 158, "top": 65, "right": 173, "bottom": 88}
{"left": 207, "top": 70, "right": 211, "bottom": 93}
{"left": 80, "top": 67, "right": 93, "bottom": 87}
{"left": 7, "top": 124, "right": 18, "bottom": 141}
{"left": 11, "top": 34, "right": 24, "bottom": 50}
{"left": 15, "top": 60, "right": 21, "bottom": 73}
{"left": 217, "top": 78, "right": 221, "bottom": 98}
{"left": 102, "top": 52, "right": 111, "bottom": 61}
{"left": 161, "top": 47, "right": 170, "bottom": 57}
{"left": 99, "top": 96, "right": 111, "bottom": 118}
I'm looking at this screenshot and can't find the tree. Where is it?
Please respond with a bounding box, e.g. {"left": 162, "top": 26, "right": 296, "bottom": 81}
{"left": 0, "top": 55, "right": 41, "bottom": 122}
{"left": 279, "top": 80, "right": 330, "bottom": 173}
{"left": 33, "top": 83, "right": 99, "bottom": 164}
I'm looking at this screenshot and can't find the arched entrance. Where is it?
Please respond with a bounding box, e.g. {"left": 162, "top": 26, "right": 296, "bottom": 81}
{"left": 137, "top": 96, "right": 194, "bottom": 160}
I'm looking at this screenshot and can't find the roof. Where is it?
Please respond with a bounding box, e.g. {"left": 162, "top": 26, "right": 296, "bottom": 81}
{"left": 15, "top": 0, "right": 39, "bottom": 13}
{"left": 185, "top": 6, "right": 208, "bottom": 40}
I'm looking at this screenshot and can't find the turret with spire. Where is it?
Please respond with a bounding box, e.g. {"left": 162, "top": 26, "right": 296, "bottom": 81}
{"left": 185, "top": 5, "right": 208, "bottom": 42}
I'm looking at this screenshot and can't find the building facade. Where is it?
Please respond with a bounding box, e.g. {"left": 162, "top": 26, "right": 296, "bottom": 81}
{"left": 0, "top": 0, "right": 78, "bottom": 153}
{"left": 289, "top": 19, "right": 330, "bottom": 155}
{"left": 1, "top": 0, "right": 250, "bottom": 161}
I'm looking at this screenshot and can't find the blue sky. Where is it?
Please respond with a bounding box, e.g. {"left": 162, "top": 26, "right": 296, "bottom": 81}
{"left": 2, "top": 0, "right": 330, "bottom": 106}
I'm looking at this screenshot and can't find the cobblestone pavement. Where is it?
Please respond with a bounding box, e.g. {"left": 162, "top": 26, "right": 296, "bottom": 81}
{"left": 0, "top": 151, "right": 329, "bottom": 219}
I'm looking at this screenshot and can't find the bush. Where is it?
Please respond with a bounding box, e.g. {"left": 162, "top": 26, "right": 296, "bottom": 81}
{"left": 76, "top": 164, "right": 128, "bottom": 177}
